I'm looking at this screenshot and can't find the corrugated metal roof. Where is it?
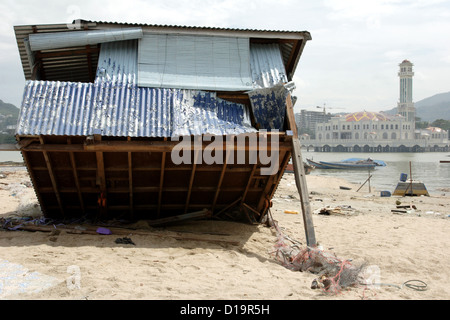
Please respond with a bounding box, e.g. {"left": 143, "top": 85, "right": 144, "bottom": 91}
{"left": 14, "top": 20, "right": 310, "bottom": 84}
{"left": 248, "top": 84, "right": 290, "bottom": 131}
{"left": 96, "top": 39, "right": 287, "bottom": 89}
{"left": 16, "top": 80, "right": 256, "bottom": 138}
{"left": 250, "top": 43, "right": 288, "bottom": 88}
{"left": 137, "top": 34, "right": 252, "bottom": 91}
{"left": 96, "top": 40, "right": 138, "bottom": 85}
{"left": 78, "top": 19, "right": 311, "bottom": 37}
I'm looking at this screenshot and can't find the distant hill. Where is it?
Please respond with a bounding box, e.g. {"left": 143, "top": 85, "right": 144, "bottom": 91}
{"left": 384, "top": 91, "right": 450, "bottom": 121}
{"left": 0, "top": 100, "right": 19, "bottom": 117}
{"left": 415, "top": 91, "right": 450, "bottom": 121}
{"left": 0, "top": 100, "right": 19, "bottom": 143}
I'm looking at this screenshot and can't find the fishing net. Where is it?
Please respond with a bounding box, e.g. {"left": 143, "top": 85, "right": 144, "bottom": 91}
{"left": 268, "top": 210, "right": 365, "bottom": 295}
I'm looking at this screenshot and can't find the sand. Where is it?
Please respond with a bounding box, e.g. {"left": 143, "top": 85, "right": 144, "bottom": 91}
{"left": 0, "top": 166, "right": 449, "bottom": 300}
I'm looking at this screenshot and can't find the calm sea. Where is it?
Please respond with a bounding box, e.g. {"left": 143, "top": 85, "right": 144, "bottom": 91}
{"left": 1, "top": 150, "right": 449, "bottom": 195}
{"left": 302, "top": 150, "right": 450, "bottom": 195}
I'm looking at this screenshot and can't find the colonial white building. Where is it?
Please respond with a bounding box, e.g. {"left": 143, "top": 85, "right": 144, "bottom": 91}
{"left": 307, "top": 60, "right": 449, "bottom": 152}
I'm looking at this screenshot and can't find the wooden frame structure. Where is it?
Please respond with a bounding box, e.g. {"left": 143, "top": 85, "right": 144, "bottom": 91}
{"left": 16, "top": 132, "right": 293, "bottom": 223}
{"left": 10, "top": 20, "right": 317, "bottom": 246}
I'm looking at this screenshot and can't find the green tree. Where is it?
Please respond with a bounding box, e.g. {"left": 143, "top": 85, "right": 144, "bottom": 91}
{"left": 415, "top": 117, "right": 429, "bottom": 129}
{"left": 430, "top": 119, "right": 450, "bottom": 130}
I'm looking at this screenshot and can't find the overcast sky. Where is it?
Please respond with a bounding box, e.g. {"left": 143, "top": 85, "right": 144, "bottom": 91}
{"left": 1, "top": 0, "right": 449, "bottom": 114}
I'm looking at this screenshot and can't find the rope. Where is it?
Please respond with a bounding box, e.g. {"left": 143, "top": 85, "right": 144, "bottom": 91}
{"left": 361, "top": 280, "right": 427, "bottom": 291}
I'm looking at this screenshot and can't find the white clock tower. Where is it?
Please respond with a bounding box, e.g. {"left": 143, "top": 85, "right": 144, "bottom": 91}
{"left": 397, "top": 59, "right": 416, "bottom": 124}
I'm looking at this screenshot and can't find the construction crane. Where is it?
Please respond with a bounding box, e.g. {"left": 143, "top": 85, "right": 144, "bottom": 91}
{"left": 316, "top": 103, "right": 344, "bottom": 114}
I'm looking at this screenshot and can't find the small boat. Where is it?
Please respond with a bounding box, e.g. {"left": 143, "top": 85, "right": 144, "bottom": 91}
{"left": 285, "top": 162, "right": 314, "bottom": 174}
{"left": 306, "top": 158, "right": 386, "bottom": 170}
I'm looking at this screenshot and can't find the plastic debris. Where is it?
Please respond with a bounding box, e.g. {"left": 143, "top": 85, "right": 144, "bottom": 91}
{"left": 96, "top": 227, "right": 112, "bottom": 235}
{"left": 268, "top": 210, "right": 364, "bottom": 295}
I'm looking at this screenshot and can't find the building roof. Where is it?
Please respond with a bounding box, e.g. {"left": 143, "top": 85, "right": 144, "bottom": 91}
{"left": 400, "top": 59, "right": 413, "bottom": 65}
{"left": 17, "top": 80, "right": 256, "bottom": 138}
{"left": 14, "top": 19, "right": 311, "bottom": 84}
{"left": 345, "top": 111, "right": 391, "bottom": 122}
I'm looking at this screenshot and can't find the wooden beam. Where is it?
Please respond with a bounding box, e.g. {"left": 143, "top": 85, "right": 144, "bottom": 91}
{"left": 67, "top": 138, "right": 85, "bottom": 214}
{"left": 285, "top": 93, "right": 316, "bottom": 247}
{"left": 94, "top": 135, "right": 107, "bottom": 218}
{"left": 39, "top": 136, "right": 65, "bottom": 218}
{"left": 267, "top": 150, "right": 291, "bottom": 200}
{"left": 213, "top": 197, "right": 242, "bottom": 218}
{"left": 240, "top": 162, "right": 257, "bottom": 204}
{"left": 128, "top": 151, "right": 134, "bottom": 218}
{"left": 0, "top": 144, "right": 20, "bottom": 151}
{"left": 85, "top": 45, "right": 94, "bottom": 82}
{"left": 148, "top": 209, "right": 210, "bottom": 227}
{"left": 21, "top": 138, "right": 292, "bottom": 153}
{"left": 256, "top": 174, "right": 276, "bottom": 213}
{"left": 20, "top": 151, "right": 48, "bottom": 215}
{"left": 184, "top": 149, "right": 200, "bottom": 214}
{"left": 157, "top": 150, "right": 167, "bottom": 217}
{"left": 35, "top": 47, "right": 100, "bottom": 59}
{"left": 242, "top": 202, "right": 261, "bottom": 220}
{"left": 211, "top": 149, "right": 231, "bottom": 212}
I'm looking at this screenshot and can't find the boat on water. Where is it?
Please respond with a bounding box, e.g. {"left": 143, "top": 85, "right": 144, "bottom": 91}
{"left": 285, "top": 162, "right": 314, "bottom": 174}
{"left": 306, "top": 158, "right": 386, "bottom": 170}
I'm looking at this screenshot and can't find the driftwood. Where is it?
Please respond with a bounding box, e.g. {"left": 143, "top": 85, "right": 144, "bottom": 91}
{"left": 13, "top": 223, "right": 240, "bottom": 246}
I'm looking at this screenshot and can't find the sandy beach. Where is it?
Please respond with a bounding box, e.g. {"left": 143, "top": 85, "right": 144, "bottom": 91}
{"left": 0, "top": 166, "right": 449, "bottom": 300}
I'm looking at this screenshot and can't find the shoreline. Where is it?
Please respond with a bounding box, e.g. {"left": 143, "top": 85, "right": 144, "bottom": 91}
{"left": 0, "top": 168, "right": 449, "bottom": 300}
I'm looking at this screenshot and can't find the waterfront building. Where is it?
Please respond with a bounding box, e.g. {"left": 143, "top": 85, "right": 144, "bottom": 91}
{"left": 305, "top": 60, "right": 449, "bottom": 152}
{"left": 295, "top": 109, "right": 332, "bottom": 138}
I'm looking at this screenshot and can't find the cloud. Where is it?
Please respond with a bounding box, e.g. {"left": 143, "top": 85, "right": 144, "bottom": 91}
{"left": 0, "top": 0, "right": 449, "bottom": 111}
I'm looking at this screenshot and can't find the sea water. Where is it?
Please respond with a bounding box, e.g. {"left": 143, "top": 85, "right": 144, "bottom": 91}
{"left": 302, "top": 150, "right": 450, "bottom": 195}
{"left": 1, "top": 150, "right": 449, "bottom": 195}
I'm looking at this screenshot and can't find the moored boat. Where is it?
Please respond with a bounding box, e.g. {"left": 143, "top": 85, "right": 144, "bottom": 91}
{"left": 306, "top": 158, "right": 386, "bottom": 170}
{"left": 285, "top": 162, "right": 314, "bottom": 174}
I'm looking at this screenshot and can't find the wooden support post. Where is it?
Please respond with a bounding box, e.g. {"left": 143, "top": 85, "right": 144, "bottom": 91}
{"left": 94, "top": 134, "right": 107, "bottom": 218}
{"left": 68, "top": 138, "right": 85, "bottom": 214}
{"left": 211, "top": 149, "right": 231, "bottom": 212}
{"left": 285, "top": 93, "right": 317, "bottom": 247}
{"left": 184, "top": 149, "right": 200, "bottom": 214}
{"left": 357, "top": 174, "right": 373, "bottom": 192}
{"left": 128, "top": 151, "right": 134, "bottom": 218}
{"left": 213, "top": 197, "right": 242, "bottom": 218}
{"left": 158, "top": 147, "right": 167, "bottom": 217}
{"left": 268, "top": 150, "right": 291, "bottom": 200}
{"left": 241, "top": 162, "right": 258, "bottom": 205}
{"left": 20, "top": 150, "right": 48, "bottom": 215}
{"left": 127, "top": 136, "right": 134, "bottom": 218}
{"left": 40, "top": 136, "right": 65, "bottom": 218}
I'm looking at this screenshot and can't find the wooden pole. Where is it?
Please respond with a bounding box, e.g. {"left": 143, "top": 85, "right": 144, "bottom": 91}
{"left": 357, "top": 174, "right": 373, "bottom": 192}
{"left": 285, "top": 93, "right": 317, "bottom": 247}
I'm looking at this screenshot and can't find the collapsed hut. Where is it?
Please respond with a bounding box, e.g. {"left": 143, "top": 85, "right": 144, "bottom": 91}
{"left": 10, "top": 20, "right": 315, "bottom": 244}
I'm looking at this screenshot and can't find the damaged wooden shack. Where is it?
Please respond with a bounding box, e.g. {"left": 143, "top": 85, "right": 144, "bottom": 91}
{"left": 12, "top": 20, "right": 314, "bottom": 235}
